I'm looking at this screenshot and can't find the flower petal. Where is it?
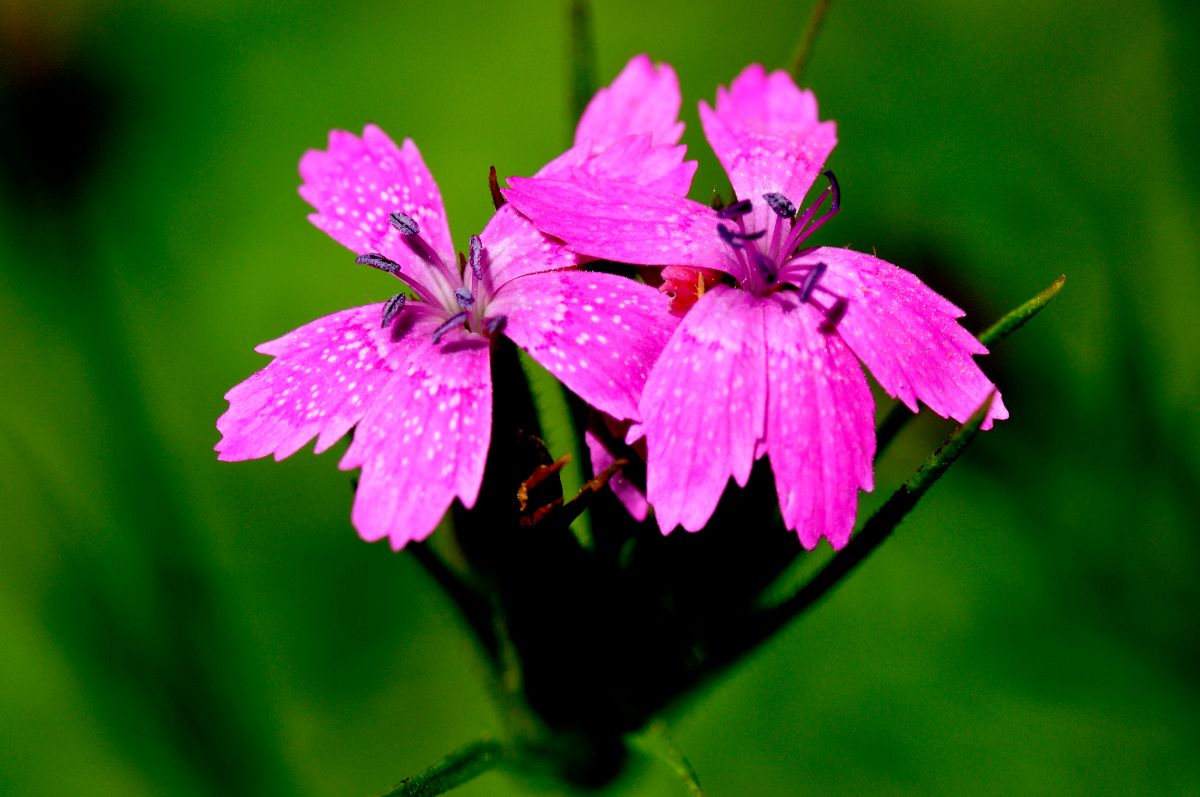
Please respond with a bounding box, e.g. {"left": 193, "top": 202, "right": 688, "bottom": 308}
{"left": 299, "top": 126, "right": 456, "bottom": 298}
{"left": 215, "top": 303, "right": 441, "bottom": 461}
{"left": 339, "top": 332, "right": 492, "bottom": 549}
{"left": 575, "top": 54, "right": 685, "bottom": 148}
{"left": 786, "top": 248, "right": 1008, "bottom": 428}
{"left": 585, "top": 421, "right": 649, "bottom": 522}
{"left": 502, "top": 176, "right": 732, "bottom": 272}
{"left": 475, "top": 204, "right": 582, "bottom": 290}
{"left": 640, "top": 286, "right": 767, "bottom": 533}
{"left": 763, "top": 295, "right": 875, "bottom": 550}
{"left": 699, "top": 64, "right": 836, "bottom": 232}
{"left": 492, "top": 270, "right": 678, "bottom": 421}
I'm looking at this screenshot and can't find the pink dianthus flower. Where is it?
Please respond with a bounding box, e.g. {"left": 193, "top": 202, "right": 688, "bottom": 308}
{"left": 504, "top": 64, "right": 1007, "bottom": 549}
{"left": 217, "top": 56, "right": 694, "bottom": 549}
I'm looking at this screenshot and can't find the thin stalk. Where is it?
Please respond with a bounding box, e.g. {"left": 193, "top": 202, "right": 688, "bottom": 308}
{"left": 568, "top": 0, "right": 597, "bottom": 122}
{"left": 788, "top": 0, "right": 833, "bottom": 80}
{"left": 704, "top": 394, "right": 996, "bottom": 674}
{"left": 380, "top": 737, "right": 507, "bottom": 797}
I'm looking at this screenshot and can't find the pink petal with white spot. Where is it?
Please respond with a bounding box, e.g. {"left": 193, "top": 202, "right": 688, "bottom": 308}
{"left": 786, "top": 248, "right": 1008, "bottom": 428}
{"left": 339, "top": 331, "right": 492, "bottom": 549}
{"left": 640, "top": 286, "right": 767, "bottom": 533}
{"left": 574, "top": 54, "right": 685, "bottom": 148}
{"left": 699, "top": 64, "right": 836, "bottom": 237}
{"left": 585, "top": 424, "right": 649, "bottom": 522}
{"left": 502, "top": 176, "right": 732, "bottom": 272}
{"left": 299, "top": 126, "right": 456, "bottom": 299}
{"left": 216, "top": 303, "right": 442, "bottom": 462}
{"left": 475, "top": 204, "right": 583, "bottom": 290}
{"left": 492, "top": 270, "right": 678, "bottom": 422}
{"left": 763, "top": 295, "right": 875, "bottom": 550}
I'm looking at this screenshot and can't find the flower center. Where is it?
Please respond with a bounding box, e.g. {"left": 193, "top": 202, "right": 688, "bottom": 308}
{"left": 713, "top": 171, "right": 848, "bottom": 332}
{"left": 355, "top": 212, "right": 506, "bottom": 343}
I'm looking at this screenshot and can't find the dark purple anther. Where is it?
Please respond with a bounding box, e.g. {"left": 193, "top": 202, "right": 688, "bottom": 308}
{"left": 468, "top": 234, "right": 483, "bottom": 280}
{"left": 799, "top": 262, "right": 826, "bottom": 302}
{"left": 821, "top": 170, "right": 841, "bottom": 213}
{"left": 356, "top": 253, "right": 402, "bottom": 275}
{"left": 717, "top": 199, "right": 753, "bottom": 220}
{"left": 455, "top": 288, "right": 475, "bottom": 310}
{"left": 432, "top": 312, "right": 468, "bottom": 344}
{"left": 764, "top": 192, "right": 796, "bottom": 219}
{"left": 380, "top": 293, "right": 406, "bottom": 328}
{"left": 485, "top": 315, "right": 507, "bottom": 335}
{"left": 819, "top": 297, "right": 848, "bottom": 334}
{"left": 717, "top": 224, "right": 767, "bottom": 247}
{"left": 389, "top": 211, "right": 420, "bottom": 236}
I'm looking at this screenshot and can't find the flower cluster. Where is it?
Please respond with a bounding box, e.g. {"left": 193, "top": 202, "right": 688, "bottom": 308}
{"left": 218, "top": 57, "right": 1005, "bottom": 551}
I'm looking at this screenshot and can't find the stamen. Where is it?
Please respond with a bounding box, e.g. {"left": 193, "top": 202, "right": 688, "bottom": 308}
{"left": 380, "top": 293, "right": 406, "bottom": 328}
{"left": 717, "top": 199, "right": 753, "bottom": 220}
{"left": 799, "top": 262, "right": 826, "bottom": 302}
{"left": 455, "top": 288, "right": 475, "bottom": 310}
{"left": 752, "top": 251, "right": 777, "bottom": 284}
{"left": 356, "top": 253, "right": 402, "bottom": 275}
{"left": 468, "top": 235, "right": 483, "bottom": 281}
{"left": 388, "top": 211, "right": 420, "bottom": 236}
{"left": 822, "top": 170, "right": 841, "bottom": 214}
{"left": 489, "top": 166, "right": 506, "bottom": 210}
{"left": 485, "top": 315, "right": 507, "bottom": 335}
{"left": 717, "top": 223, "right": 766, "bottom": 247}
{"left": 818, "top": 297, "right": 848, "bottom": 334}
{"left": 432, "top": 312, "right": 468, "bottom": 344}
{"left": 763, "top": 192, "right": 796, "bottom": 219}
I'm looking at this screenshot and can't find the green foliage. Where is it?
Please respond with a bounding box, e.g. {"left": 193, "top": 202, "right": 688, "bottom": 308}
{"left": 1, "top": 1, "right": 1197, "bottom": 795}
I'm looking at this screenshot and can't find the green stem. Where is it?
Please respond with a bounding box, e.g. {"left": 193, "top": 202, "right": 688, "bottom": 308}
{"left": 788, "top": 0, "right": 832, "bottom": 80}
{"left": 568, "top": 0, "right": 597, "bottom": 122}
{"left": 380, "top": 737, "right": 506, "bottom": 797}
{"left": 705, "top": 394, "right": 996, "bottom": 674}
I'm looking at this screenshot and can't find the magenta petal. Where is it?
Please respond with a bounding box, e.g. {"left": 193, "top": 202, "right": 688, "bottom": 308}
{"left": 568, "top": 133, "right": 697, "bottom": 197}
{"left": 475, "top": 204, "right": 582, "bottom": 289}
{"left": 492, "top": 271, "right": 678, "bottom": 422}
{"left": 339, "top": 332, "right": 492, "bottom": 549}
{"left": 216, "top": 304, "right": 440, "bottom": 462}
{"left": 299, "top": 126, "right": 455, "bottom": 296}
{"left": 699, "top": 65, "right": 836, "bottom": 221}
{"left": 788, "top": 248, "right": 1008, "bottom": 428}
{"left": 502, "top": 176, "right": 732, "bottom": 271}
{"left": 764, "top": 296, "right": 875, "bottom": 550}
{"left": 641, "top": 286, "right": 767, "bottom": 533}
{"left": 585, "top": 424, "right": 649, "bottom": 522}
{"left": 575, "top": 54, "right": 685, "bottom": 148}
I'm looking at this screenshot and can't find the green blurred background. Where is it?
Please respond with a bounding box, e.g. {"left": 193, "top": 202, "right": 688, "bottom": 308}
{"left": 2, "top": 0, "right": 1198, "bottom": 794}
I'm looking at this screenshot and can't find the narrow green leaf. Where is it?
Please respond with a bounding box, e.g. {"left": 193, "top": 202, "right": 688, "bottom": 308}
{"left": 787, "top": 0, "right": 833, "bottom": 81}
{"left": 876, "top": 274, "right": 1065, "bottom": 457}
{"left": 979, "top": 274, "right": 1066, "bottom": 348}
{"left": 701, "top": 394, "right": 996, "bottom": 676}
{"left": 380, "top": 736, "right": 506, "bottom": 797}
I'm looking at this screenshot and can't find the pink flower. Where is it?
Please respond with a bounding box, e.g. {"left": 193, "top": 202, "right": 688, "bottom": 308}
{"left": 503, "top": 64, "right": 1007, "bottom": 550}
{"left": 217, "top": 56, "right": 694, "bottom": 549}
